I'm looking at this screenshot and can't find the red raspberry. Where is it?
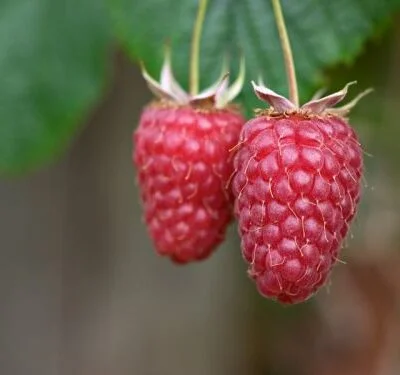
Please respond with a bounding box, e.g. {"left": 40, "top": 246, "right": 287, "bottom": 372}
{"left": 134, "top": 54, "right": 245, "bottom": 263}
{"left": 135, "top": 104, "right": 243, "bottom": 263}
{"left": 232, "top": 82, "right": 369, "bottom": 303}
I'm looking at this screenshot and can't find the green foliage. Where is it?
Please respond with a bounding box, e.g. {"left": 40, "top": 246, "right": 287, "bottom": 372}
{"left": 111, "top": 0, "right": 400, "bottom": 112}
{"left": 0, "top": 0, "right": 111, "bottom": 175}
{"left": 1, "top": 0, "right": 400, "bottom": 175}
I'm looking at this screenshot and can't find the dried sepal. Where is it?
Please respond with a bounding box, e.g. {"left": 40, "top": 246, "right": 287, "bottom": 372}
{"left": 190, "top": 73, "right": 229, "bottom": 107}
{"left": 218, "top": 56, "right": 246, "bottom": 108}
{"left": 251, "top": 81, "right": 296, "bottom": 112}
{"left": 141, "top": 50, "right": 245, "bottom": 109}
{"left": 193, "top": 54, "right": 229, "bottom": 98}
{"left": 301, "top": 81, "right": 357, "bottom": 114}
{"left": 310, "top": 87, "right": 327, "bottom": 101}
{"left": 141, "top": 62, "right": 181, "bottom": 102}
{"left": 160, "top": 48, "right": 189, "bottom": 103}
{"left": 329, "top": 88, "right": 373, "bottom": 117}
{"left": 251, "top": 79, "right": 371, "bottom": 117}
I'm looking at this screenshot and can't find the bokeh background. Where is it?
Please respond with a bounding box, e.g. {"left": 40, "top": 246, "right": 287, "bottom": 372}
{"left": 1, "top": 12, "right": 400, "bottom": 375}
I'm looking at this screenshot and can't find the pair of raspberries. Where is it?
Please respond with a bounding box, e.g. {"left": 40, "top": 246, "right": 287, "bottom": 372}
{"left": 133, "top": 57, "right": 364, "bottom": 304}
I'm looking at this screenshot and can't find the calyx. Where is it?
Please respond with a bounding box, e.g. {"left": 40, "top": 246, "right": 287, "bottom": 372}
{"left": 252, "top": 80, "right": 372, "bottom": 117}
{"left": 141, "top": 52, "right": 245, "bottom": 109}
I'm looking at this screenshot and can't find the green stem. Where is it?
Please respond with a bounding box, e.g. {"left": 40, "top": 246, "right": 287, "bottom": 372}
{"left": 189, "top": 0, "right": 209, "bottom": 95}
{"left": 271, "top": 0, "right": 299, "bottom": 106}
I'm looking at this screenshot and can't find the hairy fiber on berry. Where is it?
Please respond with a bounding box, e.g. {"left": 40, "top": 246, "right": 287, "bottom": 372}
{"left": 134, "top": 103, "right": 244, "bottom": 263}
{"left": 232, "top": 114, "right": 363, "bottom": 303}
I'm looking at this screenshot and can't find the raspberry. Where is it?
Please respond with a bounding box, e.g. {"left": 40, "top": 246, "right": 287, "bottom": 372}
{"left": 134, "top": 52, "right": 245, "bottom": 263}
{"left": 232, "top": 81, "right": 369, "bottom": 303}
{"left": 135, "top": 104, "right": 243, "bottom": 263}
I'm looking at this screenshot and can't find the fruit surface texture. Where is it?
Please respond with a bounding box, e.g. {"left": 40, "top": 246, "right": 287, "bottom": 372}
{"left": 232, "top": 113, "right": 363, "bottom": 303}
{"left": 134, "top": 103, "right": 244, "bottom": 263}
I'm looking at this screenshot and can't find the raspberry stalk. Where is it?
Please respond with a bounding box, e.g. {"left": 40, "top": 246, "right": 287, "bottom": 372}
{"left": 271, "top": 0, "right": 299, "bottom": 107}
{"left": 189, "top": 0, "right": 209, "bottom": 96}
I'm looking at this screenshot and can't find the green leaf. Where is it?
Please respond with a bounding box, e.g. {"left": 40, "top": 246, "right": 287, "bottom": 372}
{"left": 0, "top": 0, "right": 111, "bottom": 175}
{"left": 109, "top": 0, "right": 400, "bottom": 115}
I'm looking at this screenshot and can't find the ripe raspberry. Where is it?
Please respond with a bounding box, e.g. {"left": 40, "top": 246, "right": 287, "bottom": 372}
{"left": 134, "top": 55, "right": 245, "bottom": 263}
{"left": 135, "top": 104, "right": 243, "bottom": 263}
{"left": 232, "top": 81, "right": 370, "bottom": 303}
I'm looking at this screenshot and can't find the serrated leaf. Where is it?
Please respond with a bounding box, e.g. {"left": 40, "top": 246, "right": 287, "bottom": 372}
{"left": 0, "top": 0, "right": 111, "bottom": 175}
{"left": 109, "top": 0, "right": 400, "bottom": 115}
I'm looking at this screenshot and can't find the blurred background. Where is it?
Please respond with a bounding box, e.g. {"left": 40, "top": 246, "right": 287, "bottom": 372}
{"left": 1, "top": 11, "right": 400, "bottom": 375}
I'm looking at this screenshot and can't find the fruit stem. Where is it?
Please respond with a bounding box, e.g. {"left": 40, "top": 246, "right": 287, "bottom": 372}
{"left": 271, "top": 0, "right": 299, "bottom": 107}
{"left": 189, "top": 0, "right": 209, "bottom": 95}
